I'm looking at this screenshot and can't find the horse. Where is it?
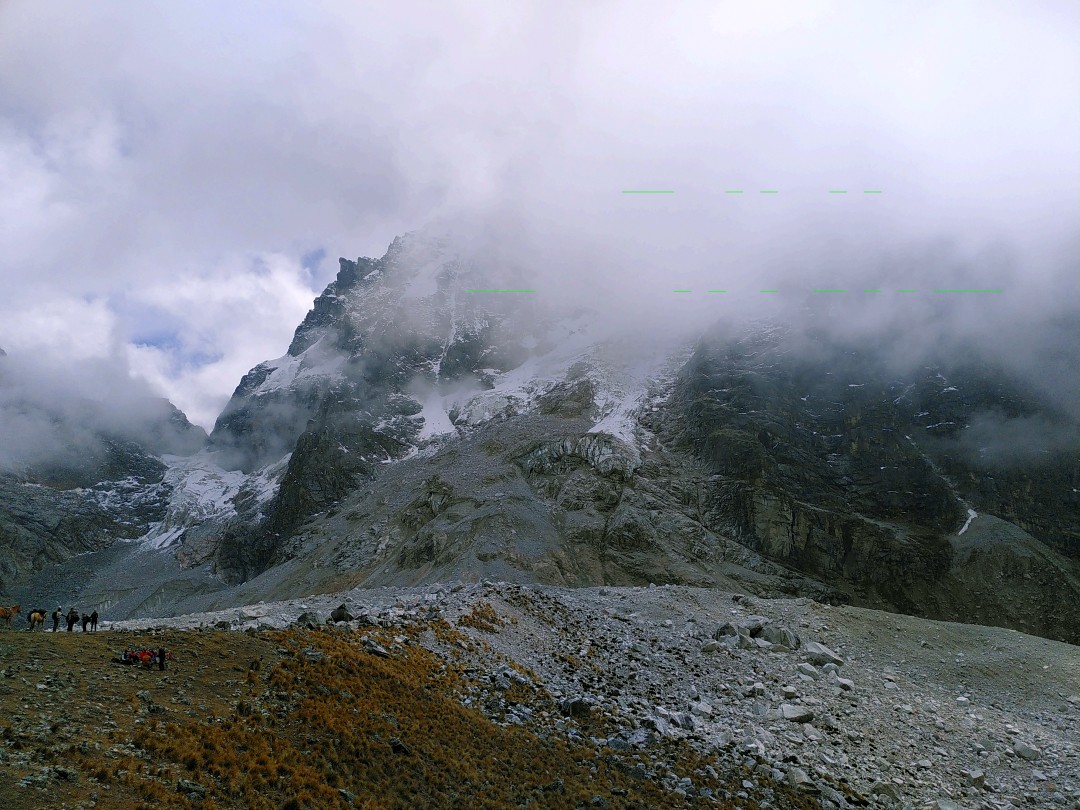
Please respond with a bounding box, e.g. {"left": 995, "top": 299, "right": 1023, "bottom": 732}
{"left": 27, "top": 609, "right": 48, "bottom": 631}
{"left": 0, "top": 604, "right": 21, "bottom": 629}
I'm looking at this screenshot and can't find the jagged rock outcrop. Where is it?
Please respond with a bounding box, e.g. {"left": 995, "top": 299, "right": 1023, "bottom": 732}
{"left": 6, "top": 235, "right": 1079, "bottom": 645}
{"left": 659, "top": 324, "right": 1080, "bottom": 642}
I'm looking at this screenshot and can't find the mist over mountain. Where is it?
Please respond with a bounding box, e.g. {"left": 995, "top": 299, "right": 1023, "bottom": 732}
{"left": 0, "top": 348, "right": 206, "bottom": 481}
{"left": 4, "top": 231, "right": 1075, "bottom": 650}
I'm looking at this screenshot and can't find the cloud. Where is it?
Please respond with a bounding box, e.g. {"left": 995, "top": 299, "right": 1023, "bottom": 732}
{"left": 124, "top": 253, "right": 320, "bottom": 429}
{"left": 0, "top": 0, "right": 1076, "bottom": 430}
{"left": 0, "top": 349, "right": 206, "bottom": 478}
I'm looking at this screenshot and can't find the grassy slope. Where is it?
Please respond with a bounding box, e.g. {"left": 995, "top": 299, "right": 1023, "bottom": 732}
{"left": 0, "top": 623, "right": 823, "bottom": 810}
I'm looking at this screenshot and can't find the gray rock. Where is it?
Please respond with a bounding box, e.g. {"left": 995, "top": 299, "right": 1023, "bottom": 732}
{"left": 362, "top": 638, "right": 391, "bottom": 658}
{"left": 762, "top": 624, "right": 801, "bottom": 649}
{"left": 294, "top": 611, "right": 324, "bottom": 629}
{"left": 1014, "top": 740, "right": 1041, "bottom": 760}
{"left": 329, "top": 603, "right": 354, "bottom": 623}
{"left": 700, "top": 640, "right": 722, "bottom": 653}
{"left": 797, "top": 662, "right": 821, "bottom": 680}
{"left": 560, "top": 696, "right": 592, "bottom": 719}
{"left": 178, "top": 779, "right": 208, "bottom": 796}
{"left": 690, "top": 701, "right": 713, "bottom": 717}
{"left": 780, "top": 703, "right": 815, "bottom": 722}
{"left": 870, "top": 780, "right": 901, "bottom": 800}
{"left": 804, "top": 642, "right": 844, "bottom": 666}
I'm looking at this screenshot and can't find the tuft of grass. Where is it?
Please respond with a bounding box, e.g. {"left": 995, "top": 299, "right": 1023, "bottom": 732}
{"left": 456, "top": 601, "right": 506, "bottom": 633}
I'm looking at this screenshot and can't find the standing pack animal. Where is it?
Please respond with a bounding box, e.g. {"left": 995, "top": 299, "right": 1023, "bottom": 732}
{"left": 27, "top": 609, "right": 48, "bottom": 630}
{"left": 65, "top": 608, "right": 79, "bottom": 632}
{"left": 0, "top": 604, "right": 20, "bottom": 629}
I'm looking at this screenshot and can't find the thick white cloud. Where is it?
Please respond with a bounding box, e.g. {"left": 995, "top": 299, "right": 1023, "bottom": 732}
{"left": 0, "top": 0, "right": 1077, "bottom": 429}
{"left": 124, "top": 254, "right": 319, "bottom": 429}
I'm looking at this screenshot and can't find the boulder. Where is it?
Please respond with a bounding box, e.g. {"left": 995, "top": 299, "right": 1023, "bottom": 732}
{"left": 560, "top": 696, "right": 592, "bottom": 719}
{"left": 294, "top": 611, "right": 324, "bottom": 629}
{"left": 362, "top": 638, "right": 391, "bottom": 658}
{"left": 329, "top": 603, "right": 355, "bottom": 623}
{"left": 761, "top": 624, "right": 801, "bottom": 649}
{"left": 797, "top": 663, "right": 821, "bottom": 680}
{"left": 1013, "top": 740, "right": 1040, "bottom": 760}
{"left": 803, "top": 642, "right": 844, "bottom": 666}
{"left": 780, "top": 704, "right": 814, "bottom": 722}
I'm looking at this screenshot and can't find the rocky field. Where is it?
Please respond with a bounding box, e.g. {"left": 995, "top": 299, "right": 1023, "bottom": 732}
{"left": 1, "top": 583, "right": 1077, "bottom": 809}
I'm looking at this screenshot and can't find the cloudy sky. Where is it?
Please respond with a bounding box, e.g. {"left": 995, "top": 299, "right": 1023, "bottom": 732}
{"left": 1, "top": 0, "right": 1077, "bottom": 430}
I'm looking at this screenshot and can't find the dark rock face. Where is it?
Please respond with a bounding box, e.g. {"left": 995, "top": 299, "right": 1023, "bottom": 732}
{"left": 656, "top": 326, "right": 1080, "bottom": 642}
{"left": 0, "top": 378, "right": 205, "bottom": 597}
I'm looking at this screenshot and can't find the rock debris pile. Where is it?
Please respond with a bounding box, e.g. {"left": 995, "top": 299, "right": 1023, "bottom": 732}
{"left": 112, "top": 582, "right": 1080, "bottom": 809}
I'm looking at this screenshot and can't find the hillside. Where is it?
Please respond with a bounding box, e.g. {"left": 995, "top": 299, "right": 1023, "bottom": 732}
{"left": 2, "top": 582, "right": 1076, "bottom": 809}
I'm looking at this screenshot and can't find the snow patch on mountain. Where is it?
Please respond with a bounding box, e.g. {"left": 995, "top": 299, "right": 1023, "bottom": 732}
{"left": 958, "top": 508, "right": 978, "bottom": 536}
{"left": 253, "top": 336, "right": 347, "bottom": 397}
{"left": 590, "top": 343, "right": 692, "bottom": 454}
{"left": 135, "top": 451, "right": 284, "bottom": 550}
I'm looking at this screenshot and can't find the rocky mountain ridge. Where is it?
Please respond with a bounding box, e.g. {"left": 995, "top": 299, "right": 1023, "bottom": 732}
{"left": 3, "top": 235, "right": 1079, "bottom": 647}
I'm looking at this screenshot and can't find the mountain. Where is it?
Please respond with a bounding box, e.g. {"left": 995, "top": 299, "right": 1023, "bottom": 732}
{"left": 3, "top": 235, "right": 1078, "bottom": 645}
{"left": 0, "top": 344, "right": 207, "bottom": 599}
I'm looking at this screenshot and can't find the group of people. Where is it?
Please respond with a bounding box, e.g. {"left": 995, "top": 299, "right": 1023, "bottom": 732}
{"left": 41, "top": 607, "right": 99, "bottom": 632}
{"left": 113, "top": 647, "right": 173, "bottom": 671}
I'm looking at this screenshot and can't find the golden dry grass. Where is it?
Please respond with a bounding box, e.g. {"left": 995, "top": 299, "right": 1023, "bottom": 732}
{"left": 0, "top": 623, "right": 828, "bottom": 809}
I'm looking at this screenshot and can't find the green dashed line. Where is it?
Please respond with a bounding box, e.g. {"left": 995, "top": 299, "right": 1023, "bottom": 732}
{"left": 760, "top": 289, "right": 778, "bottom": 293}
{"left": 864, "top": 190, "right": 883, "bottom": 194}
{"left": 707, "top": 289, "right": 728, "bottom": 293}
{"left": 725, "top": 190, "right": 744, "bottom": 194}
{"left": 673, "top": 289, "right": 692, "bottom": 293}
{"left": 828, "top": 190, "right": 849, "bottom": 194}
{"left": 759, "top": 190, "right": 779, "bottom": 194}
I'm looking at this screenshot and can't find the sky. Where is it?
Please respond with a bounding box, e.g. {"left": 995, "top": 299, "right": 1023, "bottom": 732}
{"left": 1, "top": 0, "right": 1078, "bottom": 431}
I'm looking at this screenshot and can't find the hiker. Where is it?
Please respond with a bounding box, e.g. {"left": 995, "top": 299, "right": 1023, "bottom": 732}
{"left": 158, "top": 647, "right": 167, "bottom": 671}
{"left": 52, "top": 608, "right": 61, "bottom": 632}
{"left": 66, "top": 608, "right": 79, "bottom": 632}
{"left": 81, "top": 613, "right": 90, "bottom": 632}
{"left": 90, "top": 611, "right": 99, "bottom": 631}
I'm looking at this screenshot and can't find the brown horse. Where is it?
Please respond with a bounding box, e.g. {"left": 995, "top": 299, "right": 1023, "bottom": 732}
{"left": 28, "top": 609, "right": 48, "bottom": 631}
{"left": 0, "top": 604, "right": 21, "bottom": 629}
